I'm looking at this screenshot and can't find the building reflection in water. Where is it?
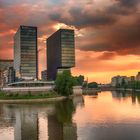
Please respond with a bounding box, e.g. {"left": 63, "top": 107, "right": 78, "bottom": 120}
{"left": 48, "top": 96, "right": 84, "bottom": 140}
{"left": 0, "top": 95, "right": 84, "bottom": 140}
{"left": 111, "top": 90, "right": 140, "bottom": 105}
{"left": 14, "top": 109, "right": 38, "bottom": 140}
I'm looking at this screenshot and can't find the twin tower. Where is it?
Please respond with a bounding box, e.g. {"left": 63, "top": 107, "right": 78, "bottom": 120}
{"left": 14, "top": 26, "right": 75, "bottom": 81}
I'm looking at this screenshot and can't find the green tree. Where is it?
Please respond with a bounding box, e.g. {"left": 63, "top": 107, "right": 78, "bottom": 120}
{"left": 73, "top": 75, "right": 84, "bottom": 86}
{"left": 55, "top": 99, "right": 75, "bottom": 124}
{"left": 55, "top": 70, "right": 74, "bottom": 96}
{"left": 88, "top": 82, "right": 98, "bottom": 88}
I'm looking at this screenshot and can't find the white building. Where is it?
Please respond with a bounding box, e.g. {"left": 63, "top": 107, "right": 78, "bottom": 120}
{"left": 111, "top": 75, "right": 135, "bottom": 87}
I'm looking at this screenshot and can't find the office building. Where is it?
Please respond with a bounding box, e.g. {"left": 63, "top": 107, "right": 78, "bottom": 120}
{"left": 47, "top": 29, "right": 75, "bottom": 80}
{"left": 14, "top": 26, "right": 38, "bottom": 81}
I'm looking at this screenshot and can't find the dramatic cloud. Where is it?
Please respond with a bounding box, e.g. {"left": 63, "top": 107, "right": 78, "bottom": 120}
{"left": 97, "top": 52, "right": 116, "bottom": 60}
{"left": 0, "top": 0, "right": 140, "bottom": 82}
{"left": 76, "top": 14, "right": 140, "bottom": 55}
{"left": 107, "top": 0, "right": 140, "bottom": 15}
{"left": 49, "top": 7, "right": 117, "bottom": 28}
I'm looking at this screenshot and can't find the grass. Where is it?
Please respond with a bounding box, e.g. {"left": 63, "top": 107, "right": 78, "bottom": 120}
{"left": 0, "top": 90, "right": 60, "bottom": 100}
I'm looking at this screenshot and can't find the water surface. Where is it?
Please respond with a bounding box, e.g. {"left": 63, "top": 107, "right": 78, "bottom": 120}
{"left": 0, "top": 91, "right": 140, "bottom": 140}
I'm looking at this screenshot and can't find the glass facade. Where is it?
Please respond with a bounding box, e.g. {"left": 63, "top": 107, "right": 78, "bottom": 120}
{"left": 47, "top": 29, "right": 75, "bottom": 80}
{"left": 61, "top": 30, "right": 75, "bottom": 67}
{"left": 14, "top": 26, "right": 38, "bottom": 80}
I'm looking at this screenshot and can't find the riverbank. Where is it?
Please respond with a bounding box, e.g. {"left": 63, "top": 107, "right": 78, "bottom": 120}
{"left": 0, "top": 90, "right": 83, "bottom": 103}
{"left": 0, "top": 96, "right": 67, "bottom": 104}
{"left": 0, "top": 90, "right": 59, "bottom": 100}
{"left": 115, "top": 88, "right": 140, "bottom": 92}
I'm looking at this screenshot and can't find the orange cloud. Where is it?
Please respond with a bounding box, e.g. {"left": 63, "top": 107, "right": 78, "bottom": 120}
{"left": 0, "top": 0, "right": 140, "bottom": 83}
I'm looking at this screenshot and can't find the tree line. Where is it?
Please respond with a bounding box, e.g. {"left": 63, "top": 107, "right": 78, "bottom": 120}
{"left": 55, "top": 70, "right": 98, "bottom": 96}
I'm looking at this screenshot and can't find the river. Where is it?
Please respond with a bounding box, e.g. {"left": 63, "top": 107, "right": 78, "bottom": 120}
{"left": 0, "top": 91, "right": 140, "bottom": 140}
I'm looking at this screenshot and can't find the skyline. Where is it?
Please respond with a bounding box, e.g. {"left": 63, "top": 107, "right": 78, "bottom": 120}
{"left": 0, "top": 0, "right": 140, "bottom": 83}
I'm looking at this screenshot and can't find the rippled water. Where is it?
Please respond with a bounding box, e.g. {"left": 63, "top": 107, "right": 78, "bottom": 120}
{"left": 0, "top": 91, "right": 140, "bottom": 140}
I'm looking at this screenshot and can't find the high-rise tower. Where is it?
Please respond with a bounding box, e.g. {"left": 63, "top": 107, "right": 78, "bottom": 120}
{"left": 14, "top": 26, "right": 38, "bottom": 80}
{"left": 47, "top": 29, "right": 75, "bottom": 80}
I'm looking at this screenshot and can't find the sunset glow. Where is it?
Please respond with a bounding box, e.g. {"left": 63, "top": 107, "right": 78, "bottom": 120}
{"left": 0, "top": 0, "right": 140, "bottom": 83}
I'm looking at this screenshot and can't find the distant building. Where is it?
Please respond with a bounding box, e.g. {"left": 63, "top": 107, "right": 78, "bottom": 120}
{"left": 136, "top": 72, "right": 140, "bottom": 81}
{"left": 0, "top": 70, "right": 3, "bottom": 87}
{"left": 14, "top": 26, "right": 38, "bottom": 81}
{"left": 41, "top": 70, "right": 47, "bottom": 81}
{"left": 111, "top": 75, "right": 130, "bottom": 87}
{"left": 8, "top": 67, "right": 15, "bottom": 84}
{"left": 2, "top": 67, "right": 15, "bottom": 86}
{"left": 0, "top": 59, "right": 13, "bottom": 70}
{"left": 127, "top": 76, "right": 135, "bottom": 81}
{"left": 0, "top": 59, "right": 13, "bottom": 87}
{"left": 47, "top": 29, "right": 75, "bottom": 80}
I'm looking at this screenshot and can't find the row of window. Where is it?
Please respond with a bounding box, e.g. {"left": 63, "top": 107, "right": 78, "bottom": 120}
{"left": 62, "top": 40, "right": 74, "bottom": 43}
{"left": 62, "top": 51, "right": 74, "bottom": 53}
{"left": 21, "top": 47, "right": 36, "bottom": 50}
{"left": 21, "top": 50, "right": 36, "bottom": 53}
{"left": 62, "top": 61, "right": 75, "bottom": 63}
{"left": 62, "top": 48, "right": 74, "bottom": 51}
{"left": 62, "top": 55, "right": 75, "bottom": 58}
{"left": 21, "top": 41, "right": 36, "bottom": 44}
{"left": 21, "top": 38, "right": 37, "bottom": 41}
{"left": 62, "top": 47, "right": 74, "bottom": 51}
{"left": 21, "top": 63, "right": 36, "bottom": 66}
{"left": 62, "top": 41, "right": 74, "bottom": 45}
{"left": 61, "top": 50, "right": 75, "bottom": 54}
{"left": 21, "top": 31, "right": 36, "bottom": 36}
{"left": 62, "top": 63, "right": 75, "bottom": 67}
{"left": 21, "top": 52, "right": 37, "bottom": 55}
{"left": 62, "top": 53, "right": 75, "bottom": 57}
{"left": 21, "top": 61, "right": 37, "bottom": 64}
{"left": 62, "top": 58, "right": 75, "bottom": 61}
{"left": 62, "top": 45, "right": 74, "bottom": 48}
{"left": 21, "top": 46, "right": 37, "bottom": 49}
{"left": 21, "top": 56, "right": 36, "bottom": 59}
{"left": 61, "top": 32, "right": 73, "bottom": 35}
{"left": 61, "top": 36, "right": 74, "bottom": 39}
{"left": 21, "top": 34, "right": 36, "bottom": 37}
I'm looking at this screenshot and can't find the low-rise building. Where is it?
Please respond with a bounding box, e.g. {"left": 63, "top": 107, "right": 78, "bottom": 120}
{"left": 111, "top": 75, "right": 133, "bottom": 87}
{"left": 1, "top": 67, "right": 15, "bottom": 86}
{"left": 0, "top": 60, "right": 14, "bottom": 87}
{"left": 0, "top": 70, "right": 3, "bottom": 87}
{"left": 8, "top": 67, "right": 15, "bottom": 84}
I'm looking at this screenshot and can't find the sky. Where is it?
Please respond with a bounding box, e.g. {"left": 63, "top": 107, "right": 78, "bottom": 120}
{"left": 0, "top": 0, "right": 140, "bottom": 83}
